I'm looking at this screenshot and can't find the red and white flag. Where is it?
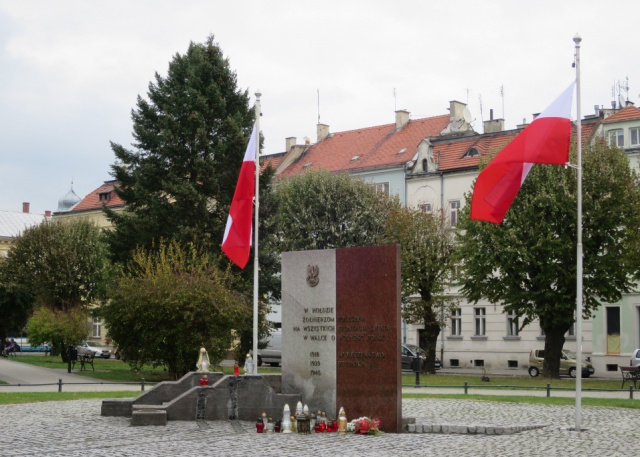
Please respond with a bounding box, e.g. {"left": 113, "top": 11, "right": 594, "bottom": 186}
{"left": 471, "top": 82, "right": 575, "bottom": 224}
{"left": 222, "top": 123, "right": 258, "bottom": 268}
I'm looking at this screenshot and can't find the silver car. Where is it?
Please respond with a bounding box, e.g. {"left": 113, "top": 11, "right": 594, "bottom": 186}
{"left": 631, "top": 348, "right": 640, "bottom": 367}
{"left": 77, "top": 341, "right": 111, "bottom": 359}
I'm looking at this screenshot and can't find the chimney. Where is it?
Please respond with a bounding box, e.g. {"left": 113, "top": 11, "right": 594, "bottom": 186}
{"left": 22, "top": 202, "right": 30, "bottom": 213}
{"left": 449, "top": 101, "right": 467, "bottom": 122}
{"left": 483, "top": 119, "right": 504, "bottom": 134}
{"left": 317, "top": 124, "right": 330, "bottom": 142}
{"left": 395, "top": 110, "right": 410, "bottom": 129}
{"left": 45, "top": 210, "right": 52, "bottom": 218}
{"left": 285, "top": 137, "right": 297, "bottom": 152}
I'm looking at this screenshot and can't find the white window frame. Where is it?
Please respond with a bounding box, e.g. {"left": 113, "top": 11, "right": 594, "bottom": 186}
{"left": 451, "top": 308, "right": 462, "bottom": 336}
{"left": 630, "top": 127, "right": 640, "bottom": 146}
{"left": 419, "top": 202, "right": 432, "bottom": 214}
{"left": 474, "top": 308, "right": 486, "bottom": 336}
{"left": 608, "top": 129, "right": 624, "bottom": 147}
{"left": 92, "top": 317, "right": 102, "bottom": 338}
{"left": 450, "top": 200, "right": 461, "bottom": 226}
{"left": 506, "top": 311, "right": 519, "bottom": 337}
{"left": 373, "top": 182, "right": 390, "bottom": 197}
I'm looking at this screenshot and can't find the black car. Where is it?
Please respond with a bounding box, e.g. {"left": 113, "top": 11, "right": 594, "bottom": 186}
{"left": 401, "top": 344, "right": 441, "bottom": 371}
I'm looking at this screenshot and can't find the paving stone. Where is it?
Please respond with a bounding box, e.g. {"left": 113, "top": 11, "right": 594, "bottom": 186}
{"left": 0, "top": 398, "right": 637, "bottom": 456}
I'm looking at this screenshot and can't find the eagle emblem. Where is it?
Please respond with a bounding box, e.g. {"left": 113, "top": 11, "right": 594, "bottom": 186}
{"left": 306, "top": 264, "right": 319, "bottom": 287}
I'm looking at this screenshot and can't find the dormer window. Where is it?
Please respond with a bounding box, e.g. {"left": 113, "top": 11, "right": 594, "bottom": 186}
{"left": 464, "top": 147, "right": 480, "bottom": 158}
{"left": 422, "top": 158, "right": 428, "bottom": 172}
{"left": 99, "top": 191, "right": 112, "bottom": 203}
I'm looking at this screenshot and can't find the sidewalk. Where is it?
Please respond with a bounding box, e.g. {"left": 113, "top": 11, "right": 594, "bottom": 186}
{"left": 0, "top": 357, "right": 143, "bottom": 392}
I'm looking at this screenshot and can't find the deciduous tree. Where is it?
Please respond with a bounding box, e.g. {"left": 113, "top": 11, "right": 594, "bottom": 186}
{"left": 456, "top": 142, "right": 640, "bottom": 378}
{"left": 102, "top": 242, "right": 250, "bottom": 378}
{"left": 381, "top": 207, "right": 457, "bottom": 373}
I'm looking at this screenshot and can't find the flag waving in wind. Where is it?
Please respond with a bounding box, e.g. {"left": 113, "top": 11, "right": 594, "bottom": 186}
{"left": 471, "top": 82, "right": 575, "bottom": 224}
{"left": 222, "top": 123, "right": 258, "bottom": 268}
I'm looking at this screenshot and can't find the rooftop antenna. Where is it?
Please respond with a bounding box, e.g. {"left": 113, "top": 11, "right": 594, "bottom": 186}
{"left": 393, "top": 87, "right": 397, "bottom": 111}
{"left": 478, "top": 94, "right": 484, "bottom": 124}
{"left": 317, "top": 88, "right": 320, "bottom": 124}
{"left": 500, "top": 85, "right": 505, "bottom": 121}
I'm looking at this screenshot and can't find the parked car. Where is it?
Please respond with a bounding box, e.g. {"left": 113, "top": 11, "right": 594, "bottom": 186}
{"left": 528, "top": 349, "right": 594, "bottom": 378}
{"left": 401, "top": 344, "right": 441, "bottom": 371}
{"left": 631, "top": 348, "right": 640, "bottom": 367}
{"left": 76, "top": 341, "right": 112, "bottom": 359}
{"left": 9, "top": 337, "right": 51, "bottom": 352}
{"left": 257, "top": 329, "right": 282, "bottom": 367}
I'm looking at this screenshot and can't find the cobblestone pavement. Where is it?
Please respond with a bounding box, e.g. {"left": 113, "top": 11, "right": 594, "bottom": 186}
{"left": 1, "top": 398, "right": 637, "bottom": 456}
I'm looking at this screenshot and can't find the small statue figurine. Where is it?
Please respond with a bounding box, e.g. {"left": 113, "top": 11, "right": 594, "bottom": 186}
{"left": 281, "top": 404, "right": 292, "bottom": 433}
{"left": 243, "top": 354, "right": 254, "bottom": 375}
{"left": 233, "top": 362, "right": 240, "bottom": 376}
{"left": 199, "top": 375, "right": 209, "bottom": 386}
{"left": 337, "top": 407, "right": 347, "bottom": 435}
{"left": 196, "top": 347, "right": 210, "bottom": 373}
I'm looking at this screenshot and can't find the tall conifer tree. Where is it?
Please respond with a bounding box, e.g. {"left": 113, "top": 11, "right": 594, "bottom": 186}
{"left": 106, "top": 36, "right": 254, "bottom": 265}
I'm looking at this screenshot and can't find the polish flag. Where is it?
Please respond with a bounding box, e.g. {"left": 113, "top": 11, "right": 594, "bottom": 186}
{"left": 222, "top": 123, "right": 258, "bottom": 268}
{"left": 471, "top": 82, "right": 575, "bottom": 224}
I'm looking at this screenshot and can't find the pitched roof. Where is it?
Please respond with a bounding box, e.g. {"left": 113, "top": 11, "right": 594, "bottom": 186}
{"left": 432, "top": 118, "right": 601, "bottom": 172}
{"left": 602, "top": 105, "right": 640, "bottom": 123}
{"left": 0, "top": 211, "right": 46, "bottom": 238}
{"left": 70, "top": 180, "right": 125, "bottom": 213}
{"left": 260, "top": 152, "right": 285, "bottom": 173}
{"left": 433, "top": 131, "right": 518, "bottom": 171}
{"left": 278, "top": 115, "right": 451, "bottom": 177}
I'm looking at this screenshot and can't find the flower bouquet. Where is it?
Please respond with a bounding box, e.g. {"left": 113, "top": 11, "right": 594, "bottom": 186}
{"left": 351, "top": 416, "right": 382, "bottom": 436}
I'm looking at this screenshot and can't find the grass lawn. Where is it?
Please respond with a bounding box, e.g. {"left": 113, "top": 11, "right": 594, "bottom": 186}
{"left": 400, "top": 372, "right": 624, "bottom": 391}
{"left": 403, "top": 393, "right": 640, "bottom": 409}
{"left": 6, "top": 355, "right": 282, "bottom": 383}
{"left": 0, "top": 390, "right": 139, "bottom": 404}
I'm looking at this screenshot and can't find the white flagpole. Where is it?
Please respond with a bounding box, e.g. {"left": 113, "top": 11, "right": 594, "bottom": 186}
{"left": 573, "top": 34, "right": 583, "bottom": 431}
{"left": 252, "top": 90, "right": 262, "bottom": 374}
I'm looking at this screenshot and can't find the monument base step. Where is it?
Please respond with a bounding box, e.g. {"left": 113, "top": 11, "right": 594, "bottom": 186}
{"left": 131, "top": 409, "right": 167, "bottom": 426}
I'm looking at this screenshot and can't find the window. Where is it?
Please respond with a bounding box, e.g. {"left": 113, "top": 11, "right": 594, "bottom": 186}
{"left": 422, "top": 158, "right": 428, "bottom": 172}
{"left": 99, "top": 191, "right": 112, "bottom": 203}
{"left": 92, "top": 318, "right": 102, "bottom": 338}
{"left": 506, "top": 312, "right": 519, "bottom": 336}
{"left": 450, "top": 200, "right": 461, "bottom": 225}
{"left": 464, "top": 147, "right": 480, "bottom": 157}
{"left": 630, "top": 127, "right": 640, "bottom": 146}
{"left": 608, "top": 129, "right": 624, "bottom": 147}
{"left": 474, "top": 308, "right": 486, "bottom": 336}
{"left": 373, "top": 182, "right": 390, "bottom": 196}
{"left": 419, "top": 202, "right": 432, "bottom": 213}
{"left": 566, "top": 322, "right": 575, "bottom": 337}
{"left": 451, "top": 308, "right": 462, "bottom": 336}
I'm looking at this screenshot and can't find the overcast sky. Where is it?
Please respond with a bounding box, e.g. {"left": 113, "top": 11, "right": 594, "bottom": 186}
{"left": 1, "top": 1, "right": 638, "bottom": 214}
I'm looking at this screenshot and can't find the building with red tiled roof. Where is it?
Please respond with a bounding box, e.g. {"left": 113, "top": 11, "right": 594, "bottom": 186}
{"left": 53, "top": 180, "right": 125, "bottom": 228}
{"left": 596, "top": 103, "right": 640, "bottom": 172}
{"left": 275, "top": 102, "right": 474, "bottom": 204}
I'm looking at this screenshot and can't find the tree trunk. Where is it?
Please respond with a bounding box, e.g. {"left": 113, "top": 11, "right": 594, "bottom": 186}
{"left": 542, "top": 327, "right": 566, "bottom": 379}
{"left": 419, "top": 306, "right": 441, "bottom": 374}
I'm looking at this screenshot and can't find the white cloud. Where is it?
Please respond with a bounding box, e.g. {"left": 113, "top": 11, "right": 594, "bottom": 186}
{"left": 0, "top": 0, "right": 638, "bottom": 213}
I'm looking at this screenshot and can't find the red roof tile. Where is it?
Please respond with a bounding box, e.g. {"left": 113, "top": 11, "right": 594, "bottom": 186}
{"left": 71, "top": 180, "right": 125, "bottom": 212}
{"left": 434, "top": 132, "right": 517, "bottom": 171}
{"left": 434, "top": 118, "right": 600, "bottom": 172}
{"left": 278, "top": 115, "right": 450, "bottom": 177}
{"left": 260, "top": 153, "right": 284, "bottom": 173}
{"left": 602, "top": 105, "right": 640, "bottom": 123}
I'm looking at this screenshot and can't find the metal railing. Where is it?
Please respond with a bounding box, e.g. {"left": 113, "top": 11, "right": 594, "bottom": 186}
{"left": 0, "top": 378, "right": 153, "bottom": 392}
{"left": 402, "top": 381, "right": 637, "bottom": 399}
